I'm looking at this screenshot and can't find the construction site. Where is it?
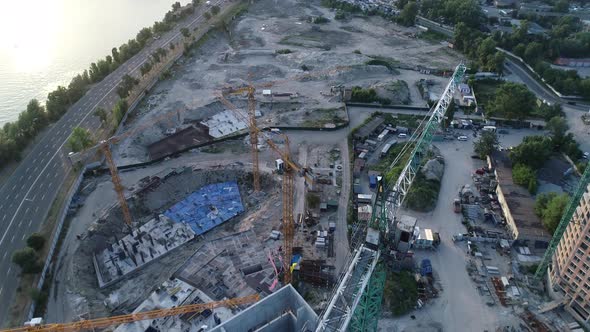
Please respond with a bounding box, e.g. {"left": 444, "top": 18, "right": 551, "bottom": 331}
{"left": 8, "top": 0, "right": 585, "bottom": 332}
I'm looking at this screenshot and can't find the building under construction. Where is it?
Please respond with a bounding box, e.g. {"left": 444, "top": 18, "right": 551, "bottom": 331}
{"left": 211, "top": 284, "right": 317, "bottom": 332}
{"left": 549, "top": 182, "right": 590, "bottom": 326}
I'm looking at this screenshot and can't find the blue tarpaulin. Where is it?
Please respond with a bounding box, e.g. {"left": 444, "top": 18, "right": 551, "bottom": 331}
{"left": 164, "top": 182, "right": 244, "bottom": 235}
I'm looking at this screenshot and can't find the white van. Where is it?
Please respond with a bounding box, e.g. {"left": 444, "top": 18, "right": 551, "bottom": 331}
{"left": 482, "top": 126, "right": 497, "bottom": 133}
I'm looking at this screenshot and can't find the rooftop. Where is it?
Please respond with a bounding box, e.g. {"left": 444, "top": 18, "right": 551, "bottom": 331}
{"left": 354, "top": 116, "right": 384, "bottom": 139}
{"left": 147, "top": 124, "right": 212, "bottom": 161}
{"left": 164, "top": 182, "right": 244, "bottom": 236}
{"left": 491, "top": 151, "right": 550, "bottom": 241}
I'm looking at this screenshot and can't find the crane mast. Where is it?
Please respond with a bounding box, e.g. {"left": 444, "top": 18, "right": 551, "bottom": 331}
{"left": 282, "top": 135, "right": 295, "bottom": 284}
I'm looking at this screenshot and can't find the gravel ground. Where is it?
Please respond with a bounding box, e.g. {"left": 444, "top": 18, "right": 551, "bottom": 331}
{"left": 114, "top": 0, "right": 462, "bottom": 164}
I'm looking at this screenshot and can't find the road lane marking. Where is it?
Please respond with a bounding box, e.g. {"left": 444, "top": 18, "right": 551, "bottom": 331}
{"left": 10, "top": 234, "right": 15, "bottom": 243}
{"left": 41, "top": 194, "right": 46, "bottom": 201}
{"left": 24, "top": 207, "right": 29, "bottom": 214}
{"left": 21, "top": 234, "right": 26, "bottom": 241}
{"left": 29, "top": 219, "right": 33, "bottom": 227}
{"left": 2, "top": 252, "right": 6, "bottom": 261}
{"left": 6, "top": 267, "right": 11, "bottom": 275}
{"left": 2, "top": 215, "right": 5, "bottom": 221}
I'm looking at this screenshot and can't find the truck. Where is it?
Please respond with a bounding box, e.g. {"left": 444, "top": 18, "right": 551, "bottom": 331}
{"left": 377, "top": 129, "right": 389, "bottom": 141}
{"left": 381, "top": 143, "right": 392, "bottom": 157}
{"left": 369, "top": 175, "right": 377, "bottom": 189}
{"left": 420, "top": 259, "right": 432, "bottom": 276}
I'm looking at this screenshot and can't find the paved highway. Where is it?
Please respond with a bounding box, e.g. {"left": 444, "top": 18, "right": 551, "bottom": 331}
{"left": 0, "top": 0, "right": 226, "bottom": 326}
{"left": 505, "top": 58, "right": 589, "bottom": 111}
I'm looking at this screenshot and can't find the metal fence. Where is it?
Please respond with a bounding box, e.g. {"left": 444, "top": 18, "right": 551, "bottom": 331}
{"left": 26, "top": 166, "right": 87, "bottom": 320}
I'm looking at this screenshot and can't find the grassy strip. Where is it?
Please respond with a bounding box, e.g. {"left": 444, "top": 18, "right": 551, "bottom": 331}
{"left": 383, "top": 271, "right": 418, "bottom": 316}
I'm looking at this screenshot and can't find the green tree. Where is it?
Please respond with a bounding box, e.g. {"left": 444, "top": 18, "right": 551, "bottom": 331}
{"left": 554, "top": 0, "right": 569, "bottom": 13}
{"left": 23, "top": 99, "right": 47, "bottom": 137}
{"left": 546, "top": 116, "right": 569, "bottom": 148}
{"left": 477, "top": 37, "right": 496, "bottom": 69}
{"left": 536, "top": 103, "right": 564, "bottom": 121}
{"left": 68, "top": 127, "right": 94, "bottom": 152}
{"left": 510, "top": 136, "right": 552, "bottom": 169}
{"left": 487, "top": 82, "right": 536, "bottom": 120}
{"left": 181, "top": 27, "right": 190, "bottom": 38}
{"left": 523, "top": 42, "right": 544, "bottom": 63}
{"left": 512, "top": 163, "right": 536, "bottom": 190}
{"left": 111, "top": 47, "right": 120, "bottom": 63}
{"left": 204, "top": 12, "right": 212, "bottom": 20}
{"left": 136, "top": 27, "right": 153, "bottom": 47}
{"left": 398, "top": 1, "right": 418, "bottom": 26}
{"left": 192, "top": 0, "right": 200, "bottom": 5}
{"left": 383, "top": 271, "right": 418, "bottom": 316}
{"left": 172, "top": 1, "right": 181, "bottom": 10}
{"left": 492, "top": 52, "right": 505, "bottom": 74}
{"left": 117, "top": 74, "right": 139, "bottom": 98}
{"left": 473, "top": 131, "right": 498, "bottom": 159}
{"left": 211, "top": 5, "right": 220, "bottom": 15}
{"left": 94, "top": 107, "right": 108, "bottom": 125}
{"left": 46, "top": 86, "right": 70, "bottom": 120}
{"left": 26, "top": 233, "right": 45, "bottom": 251}
{"left": 12, "top": 247, "right": 41, "bottom": 274}
{"left": 112, "top": 99, "right": 128, "bottom": 127}
{"left": 67, "top": 74, "right": 88, "bottom": 102}
{"left": 0, "top": 131, "right": 19, "bottom": 164}
{"left": 140, "top": 62, "right": 153, "bottom": 76}
{"left": 535, "top": 193, "right": 569, "bottom": 234}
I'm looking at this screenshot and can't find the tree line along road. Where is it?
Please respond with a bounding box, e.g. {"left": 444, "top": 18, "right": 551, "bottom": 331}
{"left": 0, "top": 0, "right": 228, "bottom": 326}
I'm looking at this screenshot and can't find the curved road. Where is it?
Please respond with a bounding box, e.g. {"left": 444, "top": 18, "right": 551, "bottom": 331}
{"left": 0, "top": 0, "right": 226, "bottom": 326}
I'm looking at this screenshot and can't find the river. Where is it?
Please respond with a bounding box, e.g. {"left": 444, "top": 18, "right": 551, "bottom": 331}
{"left": 0, "top": 0, "right": 180, "bottom": 126}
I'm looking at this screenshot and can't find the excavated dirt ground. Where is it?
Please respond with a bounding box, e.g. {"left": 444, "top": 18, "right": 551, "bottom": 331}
{"left": 114, "top": 0, "right": 462, "bottom": 165}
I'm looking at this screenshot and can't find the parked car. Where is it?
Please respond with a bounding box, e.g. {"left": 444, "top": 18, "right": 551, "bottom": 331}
{"left": 457, "top": 136, "right": 468, "bottom": 141}
{"left": 398, "top": 133, "right": 407, "bottom": 138}
{"left": 584, "top": 152, "right": 589, "bottom": 159}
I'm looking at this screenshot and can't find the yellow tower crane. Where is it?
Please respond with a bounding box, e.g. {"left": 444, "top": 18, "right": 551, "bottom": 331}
{"left": 217, "top": 93, "right": 313, "bottom": 284}
{"left": 223, "top": 86, "right": 260, "bottom": 192}
{"left": 1, "top": 294, "right": 259, "bottom": 332}
{"left": 75, "top": 107, "right": 188, "bottom": 226}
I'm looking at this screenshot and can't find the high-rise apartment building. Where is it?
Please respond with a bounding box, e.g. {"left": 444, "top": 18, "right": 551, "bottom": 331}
{"left": 549, "top": 184, "right": 590, "bottom": 323}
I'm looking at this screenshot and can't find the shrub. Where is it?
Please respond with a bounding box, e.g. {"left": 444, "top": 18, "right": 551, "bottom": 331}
{"left": 12, "top": 247, "right": 41, "bottom": 274}
{"left": 512, "top": 164, "right": 536, "bottom": 193}
{"left": 26, "top": 233, "right": 46, "bottom": 251}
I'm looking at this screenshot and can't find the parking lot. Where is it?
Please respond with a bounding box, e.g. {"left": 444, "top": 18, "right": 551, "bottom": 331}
{"left": 378, "top": 127, "right": 543, "bottom": 331}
